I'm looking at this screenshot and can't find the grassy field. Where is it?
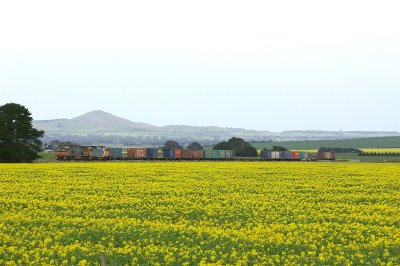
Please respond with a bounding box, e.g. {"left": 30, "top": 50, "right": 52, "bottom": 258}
{"left": 251, "top": 136, "right": 400, "bottom": 150}
{"left": 336, "top": 153, "right": 400, "bottom": 162}
{"left": 1, "top": 162, "right": 400, "bottom": 265}
{"left": 36, "top": 152, "right": 56, "bottom": 162}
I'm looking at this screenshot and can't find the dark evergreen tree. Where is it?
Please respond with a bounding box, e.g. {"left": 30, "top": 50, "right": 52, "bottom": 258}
{"left": 0, "top": 103, "right": 44, "bottom": 162}
{"left": 187, "top": 142, "right": 203, "bottom": 150}
{"left": 213, "top": 137, "right": 257, "bottom": 157}
{"left": 235, "top": 146, "right": 258, "bottom": 157}
{"left": 213, "top": 141, "right": 229, "bottom": 150}
{"left": 272, "top": 145, "right": 288, "bottom": 151}
{"left": 163, "top": 140, "right": 182, "bottom": 149}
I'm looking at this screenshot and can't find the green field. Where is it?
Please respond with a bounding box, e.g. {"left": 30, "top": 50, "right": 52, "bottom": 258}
{"left": 36, "top": 152, "right": 56, "bottom": 162}
{"left": 336, "top": 153, "right": 400, "bottom": 162}
{"left": 251, "top": 136, "right": 400, "bottom": 150}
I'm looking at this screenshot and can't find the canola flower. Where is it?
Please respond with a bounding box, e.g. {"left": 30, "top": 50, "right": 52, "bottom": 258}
{"left": 0, "top": 162, "right": 399, "bottom": 265}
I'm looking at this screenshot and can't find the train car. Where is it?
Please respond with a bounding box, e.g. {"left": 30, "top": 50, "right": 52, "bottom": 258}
{"left": 146, "top": 148, "right": 159, "bottom": 159}
{"left": 271, "top": 151, "right": 281, "bottom": 160}
{"left": 309, "top": 152, "right": 318, "bottom": 161}
{"left": 127, "top": 148, "right": 135, "bottom": 159}
{"left": 76, "top": 146, "right": 90, "bottom": 160}
{"left": 55, "top": 145, "right": 69, "bottom": 160}
{"left": 56, "top": 145, "right": 87, "bottom": 160}
{"left": 291, "top": 151, "right": 299, "bottom": 160}
{"left": 182, "top": 149, "right": 193, "bottom": 159}
{"left": 261, "top": 150, "right": 272, "bottom": 160}
{"left": 283, "top": 151, "right": 292, "bottom": 160}
{"left": 317, "top": 151, "right": 336, "bottom": 160}
{"left": 175, "top": 148, "right": 182, "bottom": 159}
{"left": 87, "top": 146, "right": 110, "bottom": 160}
{"left": 163, "top": 149, "right": 175, "bottom": 159}
{"left": 298, "top": 152, "right": 310, "bottom": 161}
{"left": 127, "top": 148, "right": 147, "bottom": 159}
{"left": 204, "top": 150, "right": 235, "bottom": 159}
{"left": 109, "top": 147, "right": 123, "bottom": 160}
{"left": 192, "top": 150, "right": 204, "bottom": 160}
{"left": 205, "top": 150, "right": 224, "bottom": 159}
{"left": 157, "top": 148, "right": 164, "bottom": 159}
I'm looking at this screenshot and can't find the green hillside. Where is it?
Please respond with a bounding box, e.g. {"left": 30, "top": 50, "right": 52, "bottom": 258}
{"left": 252, "top": 136, "right": 400, "bottom": 150}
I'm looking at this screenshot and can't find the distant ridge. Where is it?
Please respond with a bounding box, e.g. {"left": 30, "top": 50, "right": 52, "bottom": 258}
{"left": 34, "top": 110, "right": 400, "bottom": 145}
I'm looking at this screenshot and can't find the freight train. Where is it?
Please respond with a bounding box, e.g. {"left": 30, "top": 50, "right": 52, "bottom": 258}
{"left": 55, "top": 145, "right": 335, "bottom": 161}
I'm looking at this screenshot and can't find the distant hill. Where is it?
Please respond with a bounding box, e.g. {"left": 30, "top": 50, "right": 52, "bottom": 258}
{"left": 73, "top": 110, "right": 159, "bottom": 131}
{"left": 34, "top": 110, "right": 160, "bottom": 133}
{"left": 33, "top": 110, "right": 400, "bottom": 146}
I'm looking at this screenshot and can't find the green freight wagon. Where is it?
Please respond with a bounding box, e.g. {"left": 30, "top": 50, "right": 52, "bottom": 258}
{"left": 204, "top": 150, "right": 235, "bottom": 159}
{"left": 205, "top": 150, "right": 226, "bottom": 159}
{"left": 298, "top": 152, "right": 310, "bottom": 161}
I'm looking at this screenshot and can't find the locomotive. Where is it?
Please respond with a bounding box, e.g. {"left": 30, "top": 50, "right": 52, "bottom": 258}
{"left": 55, "top": 145, "right": 110, "bottom": 160}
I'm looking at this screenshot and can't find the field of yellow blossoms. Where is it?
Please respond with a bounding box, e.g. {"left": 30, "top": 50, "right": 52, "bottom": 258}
{"left": 1, "top": 162, "right": 400, "bottom": 265}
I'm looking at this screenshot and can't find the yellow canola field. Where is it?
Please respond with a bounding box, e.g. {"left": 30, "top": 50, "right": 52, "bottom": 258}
{"left": 1, "top": 162, "right": 400, "bottom": 265}
{"left": 361, "top": 148, "right": 400, "bottom": 153}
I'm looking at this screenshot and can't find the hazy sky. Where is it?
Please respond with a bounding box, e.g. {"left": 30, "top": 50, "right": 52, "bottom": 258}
{"left": 1, "top": 0, "right": 399, "bottom": 131}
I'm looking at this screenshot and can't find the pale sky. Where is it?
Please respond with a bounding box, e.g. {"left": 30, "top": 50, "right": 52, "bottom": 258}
{"left": 0, "top": 0, "right": 399, "bottom": 131}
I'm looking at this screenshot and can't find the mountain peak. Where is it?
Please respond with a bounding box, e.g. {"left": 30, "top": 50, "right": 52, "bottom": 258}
{"left": 73, "top": 110, "right": 120, "bottom": 120}
{"left": 70, "top": 110, "right": 158, "bottom": 131}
